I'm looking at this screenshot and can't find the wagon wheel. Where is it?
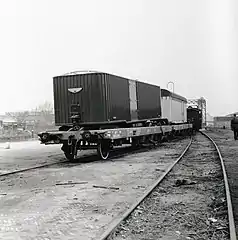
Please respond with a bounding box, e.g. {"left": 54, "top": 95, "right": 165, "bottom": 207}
{"left": 97, "top": 141, "right": 110, "bottom": 160}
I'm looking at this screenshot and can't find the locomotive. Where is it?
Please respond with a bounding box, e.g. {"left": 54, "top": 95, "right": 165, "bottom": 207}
{"left": 38, "top": 71, "right": 195, "bottom": 160}
{"left": 187, "top": 107, "right": 202, "bottom": 131}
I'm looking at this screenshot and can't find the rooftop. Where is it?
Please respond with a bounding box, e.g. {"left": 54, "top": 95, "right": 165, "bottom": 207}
{"left": 0, "top": 115, "right": 17, "bottom": 123}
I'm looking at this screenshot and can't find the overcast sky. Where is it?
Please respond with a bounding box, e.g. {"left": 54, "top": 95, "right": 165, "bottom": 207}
{"left": 1, "top": 0, "right": 237, "bottom": 116}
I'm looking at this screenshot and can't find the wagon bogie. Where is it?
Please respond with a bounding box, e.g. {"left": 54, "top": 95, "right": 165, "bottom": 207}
{"left": 97, "top": 141, "right": 111, "bottom": 160}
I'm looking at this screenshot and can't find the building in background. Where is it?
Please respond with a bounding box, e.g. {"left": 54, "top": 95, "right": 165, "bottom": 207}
{"left": 24, "top": 111, "right": 55, "bottom": 133}
{"left": 0, "top": 111, "right": 55, "bottom": 139}
{"left": 213, "top": 116, "right": 232, "bottom": 129}
{"left": 206, "top": 113, "right": 214, "bottom": 127}
{"left": 213, "top": 112, "right": 238, "bottom": 129}
{"left": 226, "top": 112, "right": 238, "bottom": 117}
{"left": 0, "top": 115, "right": 17, "bottom": 135}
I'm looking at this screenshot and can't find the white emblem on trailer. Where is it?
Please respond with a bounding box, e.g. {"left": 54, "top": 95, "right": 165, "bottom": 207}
{"left": 68, "top": 88, "right": 83, "bottom": 93}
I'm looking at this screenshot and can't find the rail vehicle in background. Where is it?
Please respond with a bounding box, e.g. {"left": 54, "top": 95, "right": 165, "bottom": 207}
{"left": 38, "top": 71, "right": 193, "bottom": 160}
{"left": 187, "top": 107, "right": 203, "bottom": 131}
{"left": 161, "top": 89, "right": 187, "bottom": 123}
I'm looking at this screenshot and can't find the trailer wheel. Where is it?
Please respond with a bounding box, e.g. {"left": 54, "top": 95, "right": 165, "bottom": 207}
{"left": 97, "top": 141, "right": 110, "bottom": 160}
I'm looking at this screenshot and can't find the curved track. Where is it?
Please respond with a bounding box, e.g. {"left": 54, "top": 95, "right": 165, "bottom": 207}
{"left": 98, "top": 132, "right": 237, "bottom": 240}
{"left": 201, "top": 131, "right": 237, "bottom": 240}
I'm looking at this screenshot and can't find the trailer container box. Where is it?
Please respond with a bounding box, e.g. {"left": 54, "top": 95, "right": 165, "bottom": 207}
{"left": 53, "top": 72, "right": 162, "bottom": 125}
{"left": 161, "top": 89, "right": 187, "bottom": 123}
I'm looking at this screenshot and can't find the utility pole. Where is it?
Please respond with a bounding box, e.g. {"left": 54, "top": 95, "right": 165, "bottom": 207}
{"left": 167, "top": 81, "right": 175, "bottom": 122}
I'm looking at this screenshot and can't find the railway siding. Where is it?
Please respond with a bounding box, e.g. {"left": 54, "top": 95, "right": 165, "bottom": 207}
{"left": 107, "top": 133, "right": 230, "bottom": 240}
{"left": 204, "top": 129, "right": 238, "bottom": 236}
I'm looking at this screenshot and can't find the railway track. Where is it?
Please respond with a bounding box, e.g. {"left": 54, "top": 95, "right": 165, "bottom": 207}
{"left": 201, "top": 131, "right": 236, "bottom": 240}
{"left": 0, "top": 160, "right": 69, "bottom": 178}
{"left": 2, "top": 133, "right": 234, "bottom": 239}
{"left": 0, "top": 137, "right": 187, "bottom": 179}
{"left": 98, "top": 132, "right": 237, "bottom": 240}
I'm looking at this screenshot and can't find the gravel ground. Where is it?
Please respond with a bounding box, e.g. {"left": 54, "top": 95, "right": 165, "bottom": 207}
{"left": 110, "top": 133, "right": 229, "bottom": 240}
{"left": 204, "top": 128, "right": 238, "bottom": 236}
{"left": 0, "top": 137, "right": 191, "bottom": 240}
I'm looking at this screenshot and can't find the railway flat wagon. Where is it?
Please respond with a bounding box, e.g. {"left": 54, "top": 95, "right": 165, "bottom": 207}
{"left": 161, "top": 89, "right": 187, "bottom": 123}
{"left": 39, "top": 71, "right": 192, "bottom": 160}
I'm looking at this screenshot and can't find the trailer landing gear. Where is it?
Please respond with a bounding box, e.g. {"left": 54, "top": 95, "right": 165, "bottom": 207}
{"left": 62, "top": 143, "right": 76, "bottom": 161}
{"left": 64, "top": 151, "right": 75, "bottom": 161}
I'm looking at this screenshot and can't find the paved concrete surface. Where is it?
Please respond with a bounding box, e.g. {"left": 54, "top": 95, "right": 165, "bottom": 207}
{"left": 0, "top": 138, "right": 190, "bottom": 240}
{"left": 0, "top": 141, "right": 64, "bottom": 174}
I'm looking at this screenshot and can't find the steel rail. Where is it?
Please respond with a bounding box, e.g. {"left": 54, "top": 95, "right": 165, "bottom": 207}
{"left": 98, "top": 137, "right": 193, "bottom": 240}
{"left": 0, "top": 149, "right": 134, "bottom": 178}
{"left": 0, "top": 149, "right": 158, "bottom": 178}
{"left": 200, "top": 131, "right": 237, "bottom": 240}
{"left": 0, "top": 160, "right": 70, "bottom": 178}
{"left": 0, "top": 137, "right": 186, "bottom": 178}
{"left": 0, "top": 148, "right": 165, "bottom": 178}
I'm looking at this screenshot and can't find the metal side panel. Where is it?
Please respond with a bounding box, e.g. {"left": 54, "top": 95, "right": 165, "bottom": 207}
{"left": 136, "top": 81, "right": 161, "bottom": 120}
{"left": 128, "top": 79, "right": 138, "bottom": 120}
{"left": 107, "top": 74, "right": 131, "bottom": 121}
{"left": 161, "top": 97, "right": 171, "bottom": 121}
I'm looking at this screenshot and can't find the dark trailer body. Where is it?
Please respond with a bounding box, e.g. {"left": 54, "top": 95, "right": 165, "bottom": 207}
{"left": 53, "top": 72, "right": 162, "bottom": 126}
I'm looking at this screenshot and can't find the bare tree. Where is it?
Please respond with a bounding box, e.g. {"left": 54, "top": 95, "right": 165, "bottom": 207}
{"left": 36, "top": 101, "right": 54, "bottom": 114}
{"left": 5, "top": 111, "right": 29, "bottom": 128}
{"left": 35, "top": 101, "right": 54, "bottom": 126}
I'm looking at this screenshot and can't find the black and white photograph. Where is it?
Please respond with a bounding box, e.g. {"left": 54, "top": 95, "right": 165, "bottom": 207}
{"left": 0, "top": 0, "right": 238, "bottom": 239}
